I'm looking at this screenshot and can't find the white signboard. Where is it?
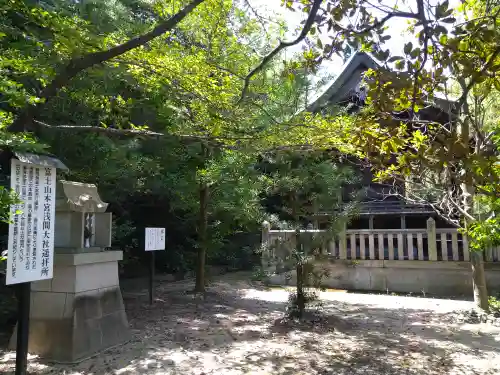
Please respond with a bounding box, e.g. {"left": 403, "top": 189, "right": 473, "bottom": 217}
{"left": 6, "top": 159, "right": 56, "bottom": 285}
{"left": 145, "top": 228, "right": 166, "bottom": 251}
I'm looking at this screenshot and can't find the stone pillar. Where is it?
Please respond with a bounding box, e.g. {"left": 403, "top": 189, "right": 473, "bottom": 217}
{"left": 9, "top": 251, "right": 129, "bottom": 363}
{"left": 262, "top": 221, "right": 270, "bottom": 244}
{"left": 305, "top": 223, "right": 314, "bottom": 256}
{"left": 339, "top": 222, "right": 347, "bottom": 259}
{"left": 427, "top": 217, "right": 437, "bottom": 261}
{"left": 261, "top": 221, "right": 271, "bottom": 267}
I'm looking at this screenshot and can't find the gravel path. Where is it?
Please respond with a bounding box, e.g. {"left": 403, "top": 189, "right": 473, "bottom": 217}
{"left": 1, "top": 273, "right": 499, "bottom": 374}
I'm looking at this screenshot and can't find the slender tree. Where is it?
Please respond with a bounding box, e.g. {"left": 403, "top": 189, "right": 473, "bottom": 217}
{"left": 263, "top": 151, "right": 359, "bottom": 318}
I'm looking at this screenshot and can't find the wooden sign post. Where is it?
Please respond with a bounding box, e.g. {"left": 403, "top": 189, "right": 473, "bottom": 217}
{"left": 4, "top": 153, "right": 67, "bottom": 375}
{"left": 145, "top": 228, "right": 166, "bottom": 305}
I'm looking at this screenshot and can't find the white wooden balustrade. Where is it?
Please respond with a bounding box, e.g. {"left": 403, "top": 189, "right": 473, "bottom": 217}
{"left": 261, "top": 219, "right": 500, "bottom": 263}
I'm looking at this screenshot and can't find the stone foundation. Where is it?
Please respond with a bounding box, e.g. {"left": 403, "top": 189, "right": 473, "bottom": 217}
{"left": 10, "top": 251, "right": 130, "bottom": 363}
{"left": 267, "top": 260, "right": 500, "bottom": 297}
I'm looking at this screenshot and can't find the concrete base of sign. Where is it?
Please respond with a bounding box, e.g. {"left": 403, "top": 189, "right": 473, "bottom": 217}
{"left": 9, "top": 251, "right": 130, "bottom": 363}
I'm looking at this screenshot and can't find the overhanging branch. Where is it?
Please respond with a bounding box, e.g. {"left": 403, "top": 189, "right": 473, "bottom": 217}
{"left": 9, "top": 0, "right": 206, "bottom": 133}
{"left": 32, "top": 120, "right": 259, "bottom": 149}
{"left": 34, "top": 120, "right": 165, "bottom": 137}
{"left": 237, "top": 0, "right": 323, "bottom": 104}
{"left": 457, "top": 46, "right": 500, "bottom": 110}
{"left": 338, "top": 10, "right": 418, "bottom": 35}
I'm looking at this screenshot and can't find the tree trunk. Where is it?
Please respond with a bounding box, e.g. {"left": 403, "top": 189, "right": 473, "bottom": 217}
{"left": 460, "top": 104, "right": 489, "bottom": 310}
{"left": 291, "top": 193, "right": 305, "bottom": 318}
{"left": 195, "top": 182, "right": 209, "bottom": 293}
{"left": 295, "top": 227, "right": 305, "bottom": 318}
{"left": 471, "top": 251, "right": 489, "bottom": 310}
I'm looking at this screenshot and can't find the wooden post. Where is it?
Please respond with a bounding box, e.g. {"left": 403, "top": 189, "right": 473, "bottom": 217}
{"left": 417, "top": 233, "right": 424, "bottom": 260}
{"left": 397, "top": 233, "right": 404, "bottom": 260}
{"left": 407, "top": 233, "right": 414, "bottom": 260}
{"left": 451, "top": 232, "right": 459, "bottom": 261}
{"left": 401, "top": 215, "right": 407, "bottom": 256}
{"left": 149, "top": 251, "right": 155, "bottom": 305}
{"left": 400, "top": 215, "right": 406, "bottom": 229}
{"left": 261, "top": 221, "right": 271, "bottom": 266}
{"left": 388, "top": 233, "right": 394, "bottom": 260}
{"left": 441, "top": 233, "right": 448, "bottom": 261}
{"left": 378, "top": 233, "right": 384, "bottom": 260}
{"left": 368, "top": 233, "right": 375, "bottom": 260}
{"left": 350, "top": 233, "right": 357, "bottom": 260}
{"left": 339, "top": 222, "right": 347, "bottom": 259}
{"left": 427, "top": 218, "right": 437, "bottom": 261}
{"left": 462, "top": 235, "right": 470, "bottom": 261}
{"left": 360, "top": 233, "right": 366, "bottom": 259}
{"left": 15, "top": 283, "right": 30, "bottom": 375}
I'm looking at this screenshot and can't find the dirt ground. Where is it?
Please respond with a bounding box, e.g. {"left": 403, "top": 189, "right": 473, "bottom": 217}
{"left": 1, "top": 272, "right": 500, "bottom": 375}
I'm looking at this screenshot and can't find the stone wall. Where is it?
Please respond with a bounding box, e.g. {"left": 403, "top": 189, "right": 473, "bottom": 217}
{"left": 266, "top": 260, "right": 500, "bottom": 297}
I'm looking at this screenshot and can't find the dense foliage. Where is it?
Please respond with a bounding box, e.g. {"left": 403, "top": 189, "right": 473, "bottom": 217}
{"left": 0, "top": 0, "right": 347, "bottom": 279}
{"left": 289, "top": 0, "right": 500, "bottom": 309}
{"left": 0, "top": 0, "right": 498, "bottom": 308}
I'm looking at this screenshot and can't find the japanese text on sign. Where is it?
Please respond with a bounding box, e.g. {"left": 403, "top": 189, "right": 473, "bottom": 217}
{"left": 6, "top": 159, "right": 56, "bottom": 285}
{"left": 145, "top": 228, "right": 166, "bottom": 251}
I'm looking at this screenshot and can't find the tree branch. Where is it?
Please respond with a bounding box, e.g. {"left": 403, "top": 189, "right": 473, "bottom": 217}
{"left": 337, "top": 10, "right": 418, "bottom": 35}
{"left": 33, "top": 120, "right": 261, "bottom": 146}
{"left": 237, "top": 0, "right": 323, "bottom": 104}
{"left": 457, "top": 46, "right": 500, "bottom": 110}
{"left": 34, "top": 120, "right": 166, "bottom": 137}
{"left": 9, "top": 0, "right": 206, "bottom": 133}
{"left": 410, "top": 0, "right": 428, "bottom": 118}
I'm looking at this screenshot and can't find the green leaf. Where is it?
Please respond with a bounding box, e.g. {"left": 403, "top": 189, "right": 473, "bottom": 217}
{"left": 434, "top": 25, "right": 448, "bottom": 36}
{"left": 409, "top": 48, "right": 421, "bottom": 59}
{"left": 435, "top": 0, "right": 449, "bottom": 19}
{"left": 389, "top": 56, "right": 404, "bottom": 63}
{"left": 378, "top": 49, "right": 390, "bottom": 61}
{"left": 494, "top": 80, "right": 500, "bottom": 91}
{"left": 404, "top": 42, "right": 413, "bottom": 55}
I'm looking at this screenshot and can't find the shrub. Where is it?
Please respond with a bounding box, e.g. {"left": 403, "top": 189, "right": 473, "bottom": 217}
{"left": 489, "top": 295, "right": 500, "bottom": 317}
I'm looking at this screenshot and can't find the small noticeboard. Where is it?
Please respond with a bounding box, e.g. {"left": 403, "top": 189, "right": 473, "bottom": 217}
{"left": 145, "top": 228, "right": 166, "bottom": 251}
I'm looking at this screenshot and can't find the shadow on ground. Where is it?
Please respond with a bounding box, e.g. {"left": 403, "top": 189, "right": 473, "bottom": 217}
{"left": 0, "top": 273, "right": 499, "bottom": 374}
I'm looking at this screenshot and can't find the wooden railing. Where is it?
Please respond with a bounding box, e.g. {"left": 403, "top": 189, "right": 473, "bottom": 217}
{"left": 261, "top": 219, "right": 500, "bottom": 262}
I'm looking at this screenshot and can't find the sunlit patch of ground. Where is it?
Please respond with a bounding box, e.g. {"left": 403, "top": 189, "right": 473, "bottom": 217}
{"left": 0, "top": 272, "right": 499, "bottom": 375}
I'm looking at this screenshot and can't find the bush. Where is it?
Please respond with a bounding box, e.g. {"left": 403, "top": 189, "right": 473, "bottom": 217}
{"left": 286, "top": 290, "right": 319, "bottom": 319}
{"left": 489, "top": 295, "right": 500, "bottom": 317}
{"left": 250, "top": 266, "right": 268, "bottom": 282}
